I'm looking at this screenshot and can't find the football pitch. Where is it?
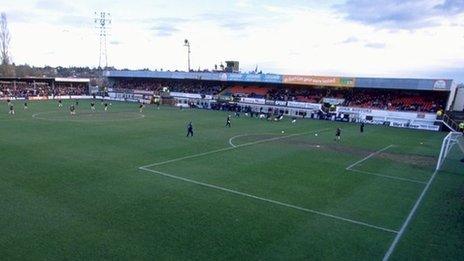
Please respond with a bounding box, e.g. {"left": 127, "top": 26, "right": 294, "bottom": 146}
{"left": 0, "top": 100, "right": 462, "bottom": 260}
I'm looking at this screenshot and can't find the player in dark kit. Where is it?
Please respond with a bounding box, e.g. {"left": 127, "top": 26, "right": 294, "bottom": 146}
{"left": 186, "top": 122, "right": 194, "bottom": 137}
{"left": 360, "top": 122, "right": 365, "bottom": 133}
{"left": 75, "top": 100, "right": 79, "bottom": 106}
{"left": 70, "top": 105, "right": 76, "bottom": 115}
{"left": 225, "top": 115, "right": 231, "bottom": 127}
{"left": 335, "top": 128, "right": 341, "bottom": 142}
{"left": 90, "top": 102, "right": 95, "bottom": 112}
{"left": 139, "top": 103, "right": 144, "bottom": 113}
{"left": 104, "top": 103, "right": 109, "bottom": 111}
{"left": 9, "top": 104, "right": 14, "bottom": 115}
{"left": 24, "top": 101, "right": 28, "bottom": 110}
{"left": 58, "top": 100, "right": 63, "bottom": 108}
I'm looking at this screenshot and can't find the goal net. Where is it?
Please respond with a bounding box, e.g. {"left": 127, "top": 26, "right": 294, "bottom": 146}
{"left": 436, "top": 132, "right": 464, "bottom": 171}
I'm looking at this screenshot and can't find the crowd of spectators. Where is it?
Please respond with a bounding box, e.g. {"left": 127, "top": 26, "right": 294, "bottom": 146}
{"left": 53, "top": 83, "right": 88, "bottom": 96}
{"left": 341, "top": 89, "right": 445, "bottom": 112}
{"left": 227, "top": 86, "right": 446, "bottom": 113}
{"left": 0, "top": 81, "right": 87, "bottom": 98}
{"left": 109, "top": 79, "right": 446, "bottom": 113}
{"left": 1, "top": 81, "right": 52, "bottom": 97}
{"left": 110, "top": 79, "right": 224, "bottom": 96}
{"left": 109, "top": 79, "right": 162, "bottom": 93}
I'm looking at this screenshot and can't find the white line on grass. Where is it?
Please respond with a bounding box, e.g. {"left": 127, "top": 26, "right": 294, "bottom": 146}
{"left": 382, "top": 168, "right": 440, "bottom": 260}
{"left": 228, "top": 133, "right": 283, "bottom": 148}
{"left": 346, "top": 144, "right": 428, "bottom": 185}
{"left": 32, "top": 111, "right": 146, "bottom": 122}
{"left": 139, "top": 166, "right": 399, "bottom": 234}
{"left": 228, "top": 134, "right": 250, "bottom": 147}
{"left": 348, "top": 169, "right": 426, "bottom": 185}
{"left": 346, "top": 144, "right": 394, "bottom": 170}
{"left": 141, "top": 128, "right": 331, "bottom": 168}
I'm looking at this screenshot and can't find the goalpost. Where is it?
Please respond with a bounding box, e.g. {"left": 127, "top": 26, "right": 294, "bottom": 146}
{"left": 436, "top": 131, "right": 464, "bottom": 171}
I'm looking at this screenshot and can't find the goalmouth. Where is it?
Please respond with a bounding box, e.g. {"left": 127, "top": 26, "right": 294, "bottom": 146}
{"left": 436, "top": 131, "right": 464, "bottom": 171}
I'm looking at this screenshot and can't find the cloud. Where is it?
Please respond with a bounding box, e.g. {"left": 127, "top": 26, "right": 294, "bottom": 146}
{"left": 341, "top": 36, "right": 359, "bottom": 44}
{"left": 60, "top": 15, "right": 90, "bottom": 27}
{"left": 35, "top": 0, "right": 76, "bottom": 12}
{"left": 236, "top": 0, "right": 252, "bottom": 8}
{"left": 335, "top": 0, "right": 464, "bottom": 29}
{"left": 365, "top": 42, "right": 386, "bottom": 49}
{"left": 434, "top": 0, "right": 464, "bottom": 14}
{"left": 146, "top": 17, "right": 190, "bottom": 37}
{"left": 151, "top": 25, "right": 180, "bottom": 36}
{"left": 5, "top": 9, "right": 45, "bottom": 23}
{"left": 196, "top": 12, "right": 258, "bottom": 31}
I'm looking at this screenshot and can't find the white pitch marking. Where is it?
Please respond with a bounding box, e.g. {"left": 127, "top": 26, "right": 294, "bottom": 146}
{"left": 382, "top": 168, "right": 440, "bottom": 260}
{"left": 346, "top": 144, "right": 394, "bottom": 170}
{"left": 228, "top": 134, "right": 248, "bottom": 148}
{"left": 141, "top": 128, "right": 332, "bottom": 168}
{"left": 139, "top": 167, "right": 398, "bottom": 234}
{"left": 228, "top": 132, "right": 284, "bottom": 148}
{"left": 348, "top": 169, "right": 426, "bottom": 185}
{"left": 32, "top": 111, "right": 145, "bottom": 122}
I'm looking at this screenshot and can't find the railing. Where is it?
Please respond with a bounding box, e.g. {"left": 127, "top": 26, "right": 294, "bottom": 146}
{"left": 441, "top": 114, "right": 460, "bottom": 132}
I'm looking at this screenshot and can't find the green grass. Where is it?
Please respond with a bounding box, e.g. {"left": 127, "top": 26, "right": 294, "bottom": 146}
{"left": 0, "top": 100, "right": 462, "bottom": 260}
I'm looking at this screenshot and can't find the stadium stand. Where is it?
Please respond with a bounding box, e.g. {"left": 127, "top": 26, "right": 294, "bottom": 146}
{"left": 0, "top": 78, "right": 89, "bottom": 98}
{"left": 222, "top": 86, "right": 446, "bottom": 113}
{"left": 109, "top": 78, "right": 223, "bottom": 96}
{"left": 103, "top": 70, "right": 457, "bottom": 132}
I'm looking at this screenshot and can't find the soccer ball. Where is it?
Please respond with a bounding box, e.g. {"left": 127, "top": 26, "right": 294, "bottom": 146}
{"left": 282, "top": 131, "right": 285, "bottom": 134}
{"left": 315, "top": 133, "right": 318, "bottom": 136}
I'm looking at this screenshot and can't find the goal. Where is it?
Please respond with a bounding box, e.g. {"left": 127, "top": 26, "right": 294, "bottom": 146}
{"left": 436, "top": 132, "right": 464, "bottom": 171}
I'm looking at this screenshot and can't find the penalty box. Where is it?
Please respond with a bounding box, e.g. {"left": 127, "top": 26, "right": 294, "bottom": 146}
{"left": 138, "top": 129, "right": 433, "bottom": 234}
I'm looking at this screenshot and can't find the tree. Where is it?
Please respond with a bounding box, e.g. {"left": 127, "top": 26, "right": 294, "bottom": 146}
{"left": 1, "top": 12, "right": 11, "bottom": 65}
{"left": 0, "top": 12, "right": 14, "bottom": 76}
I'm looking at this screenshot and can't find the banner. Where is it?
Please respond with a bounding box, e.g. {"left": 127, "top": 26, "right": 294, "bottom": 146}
{"left": 337, "top": 107, "right": 372, "bottom": 114}
{"left": 433, "top": 80, "right": 447, "bottom": 91}
{"left": 226, "top": 73, "right": 282, "bottom": 83}
{"left": 283, "top": 75, "right": 355, "bottom": 87}
{"left": 287, "top": 101, "right": 322, "bottom": 110}
{"left": 337, "top": 106, "right": 437, "bottom": 120}
{"left": 240, "top": 97, "right": 266, "bottom": 104}
{"left": 134, "top": 90, "right": 154, "bottom": 95}
{"left": 170, "top": 92, "right": 213, "bottom": 100}
{"left": 323, "top": 98, "right": 345, "bottom": 105}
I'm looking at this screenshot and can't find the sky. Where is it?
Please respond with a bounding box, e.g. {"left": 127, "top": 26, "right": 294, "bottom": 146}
{"left": 1, "top": 0, "right": 464, "bottom": 82}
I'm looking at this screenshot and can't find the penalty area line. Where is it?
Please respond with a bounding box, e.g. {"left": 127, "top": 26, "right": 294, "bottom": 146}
{"left": 141, "top": 128, "right": 331, "bottom": 168}
{"left": 346, "top": 144, "right": 394, "bottom": 170}
{"left": 346, "top": 144, "right": 427, "bottom": 185}
{"left": 348, "top": 169, "right": 426, "bottom": 185}
{"left": 138, "top": 166, "right": 398, "bottom": 234}
{"left": 228, "top": 132, "right": 285, "bottom": 148}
